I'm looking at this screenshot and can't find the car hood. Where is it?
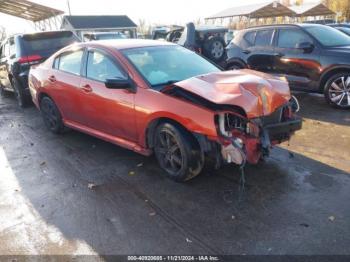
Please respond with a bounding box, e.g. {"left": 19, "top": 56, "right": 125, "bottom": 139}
{"left": 174, "top": 69, "right": 291, "bottom": 118}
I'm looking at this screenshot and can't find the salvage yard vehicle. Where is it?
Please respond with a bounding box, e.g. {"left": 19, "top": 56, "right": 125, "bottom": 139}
{"left": 177, "top": 23, "right": 228, "bottom": 64}
{"left": 226, "top": 24, "right": 350, "bottom": 108}
{"left": 0, "top": 31, "right": 79, "bottom": 107}
{"left": 29, "top": 40, "right": 301, "bottom": 182}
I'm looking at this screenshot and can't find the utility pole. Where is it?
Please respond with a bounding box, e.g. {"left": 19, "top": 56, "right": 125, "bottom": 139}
{"left": 67, "top": 0, "right": 72, "bottom": 15}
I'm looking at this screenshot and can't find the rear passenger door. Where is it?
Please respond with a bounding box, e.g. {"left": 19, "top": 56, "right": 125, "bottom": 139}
{"left": 244, "top": 29, "right": 276, "bottom": 73}
{"left": 49, "top": 49, "right": 85, "bottom": 122}
{"left": 273, "top": 27, "right": 321, "bottom": 91}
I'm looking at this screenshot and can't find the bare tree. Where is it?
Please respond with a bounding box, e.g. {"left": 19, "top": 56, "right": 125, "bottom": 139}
{"left": 0, "top": 26, "right": 6, "bottom": 42}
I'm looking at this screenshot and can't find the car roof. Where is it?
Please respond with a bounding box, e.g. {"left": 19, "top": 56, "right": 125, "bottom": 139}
{"left": 244, "top": 23, "right": 323, "bottom": 31}
{"left": 8, "top": 30, "right": 74, "bottom": 39}
{"left": 75, "top": 39, "right": 176, "bottom": 50}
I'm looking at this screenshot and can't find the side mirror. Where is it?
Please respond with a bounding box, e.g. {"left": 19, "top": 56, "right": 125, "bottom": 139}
{"left": 296, "top": 42, "right": 314, "bottom": 53}
{"left": 105, "top": 78, "right": 133, "bottom": 90}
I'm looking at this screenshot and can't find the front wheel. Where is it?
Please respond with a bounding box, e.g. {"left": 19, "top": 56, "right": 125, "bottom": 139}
{"left": 203, "top": 36, "right": 226, "bottom": 63}
{"left": 40, "top": 96, "right": 65, "bottom": 133}
{"left": 154, "top": 123, "right": 203, "bottom": 182}
{"left": 324, "top": 73, "right": 350, "bottom": 109}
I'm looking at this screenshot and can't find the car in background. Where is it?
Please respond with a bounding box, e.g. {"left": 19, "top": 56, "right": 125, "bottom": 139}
{"left": 151, "top": 25, "right": 184, "bottom": 42}
{"left": 177, "top": 23, "right": 228, "bottom": 64}
{"left": 28, "top": 40, "right": 301, "bottom": 182}
{"left": 0, "top": 30, "right": 79, "bottom": 107}
{"left": 327, "top": 23, "right": 350, "bottom": 36}
{"left": 226, "top": 24, "right": 350, "bottom": 109}
{"left": 83, "top": 32, "right": 128, "bottom": 41}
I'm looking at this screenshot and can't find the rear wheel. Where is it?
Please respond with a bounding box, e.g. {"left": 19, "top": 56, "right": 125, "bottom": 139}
{"left": 13, "top": 78, "right": 30, "bottom": 108}
{"left": 40, "top": 96, "right": 65, "bottom": 133}
{"left": 154, "top": 123, "right": 203, "bottom": 182}
{"left": 324, "top": 73, "right": 350, "bottom": 109}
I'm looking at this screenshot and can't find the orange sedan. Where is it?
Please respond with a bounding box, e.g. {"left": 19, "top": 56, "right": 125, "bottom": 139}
{"left": 28, "top": 40, "right": 302, "bottom": 182}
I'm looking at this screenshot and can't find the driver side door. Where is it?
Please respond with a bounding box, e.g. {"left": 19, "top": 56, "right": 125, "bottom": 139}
{"left": 273, "top": 27, "right": 321, "bottom": 91}
{"left": 79, "top": 48, "right": 137, "bottom": 141}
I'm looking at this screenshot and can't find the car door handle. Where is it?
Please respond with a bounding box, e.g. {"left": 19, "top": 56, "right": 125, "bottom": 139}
{"left": 81, "top": 84, "right": 92, "bottom": 93}
{"left": 48, "top": 75, "right": 56, "bottom": 82}
{"left": 242, "top": 50, "right": 251, "bottom": 54}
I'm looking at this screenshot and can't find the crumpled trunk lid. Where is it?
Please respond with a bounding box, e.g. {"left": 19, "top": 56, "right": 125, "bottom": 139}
{"left": 174, "top": 69, "right": 291, "bottom": 118}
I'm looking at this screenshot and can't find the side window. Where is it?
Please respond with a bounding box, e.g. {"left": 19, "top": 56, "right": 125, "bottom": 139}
{"left": 86, "top": 51, "right": 126, "bottom": 82}
{"left": 58, "top": 50, "right": 83, "bottom": 75}
{"left": 255, "top": 30, "right": 274, "bottom": 47}
{"left": 277, "top": 29, "right": 312, "bottom": 49}
{"left": 243, "top": 31, "right": 256, "bottom": 47}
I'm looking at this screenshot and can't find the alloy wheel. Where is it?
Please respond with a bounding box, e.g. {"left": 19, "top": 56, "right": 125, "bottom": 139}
{"left": 328, "top": 75, "right": 350, "bottom": 108}
{"left": 155, "top": 129, "right": 184, "bottom": 174}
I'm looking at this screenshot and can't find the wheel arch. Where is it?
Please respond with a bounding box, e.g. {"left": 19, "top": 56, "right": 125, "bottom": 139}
{"left": 319, "top": 66, "right": 350, "bottom": 92}
{"left": 226, "top": 58, "right": 246, "bottom": 70}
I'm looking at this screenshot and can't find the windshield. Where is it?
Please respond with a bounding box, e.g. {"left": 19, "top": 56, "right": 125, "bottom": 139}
{"left": 304, "top": 25, "right": 350, "bottom": 47}
{"left": 121, "top": 45, "right": 220, "bottom": 87}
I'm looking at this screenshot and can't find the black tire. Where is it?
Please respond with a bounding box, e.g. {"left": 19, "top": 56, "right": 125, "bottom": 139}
{"left": 227, "top": 63, "right": 244, "bottom": 70}
{"left": 203, "top": 36, "right": 226, "bottom": 63}
{"left": 40, "top": 96, "right": 65, "bottom": 134}
{"left": 154, "top": 123, "right": 204, "bottom": 182}
{"left": 324, "top": 72, "right": 350, "bottom": 109}
{"left": 13, "top": 78, "right": 30, "bottom": 108}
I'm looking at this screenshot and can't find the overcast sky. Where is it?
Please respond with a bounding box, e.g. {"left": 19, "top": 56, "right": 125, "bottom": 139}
{"left": 0, "top": 0, "right": 319, "bottom": 34}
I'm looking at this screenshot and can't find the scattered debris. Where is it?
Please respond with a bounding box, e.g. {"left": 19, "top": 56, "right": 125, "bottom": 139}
{"left": 41, "top": 204, "right": 45, "bottom": 208}
{"left": 88, "top": 183, "right": 96, "bottom": 189}
{"left": 14, "top": 189, "right": 20, "bottom": 192}
{"left": 268, "top": 248, "right": 272, "bottom": 252}
{"left": 231, "top": 215, "right": 236, "bottom": 220}
{"left": 137, "top": 163, "right": 144, "bottom": 167}
{"left": 30, "top": 142, "right": 34, "bottom": 146}
{"left": 149, "top": 212, "right": 156, "bottom": 216}
{"left": 128, "top": 171, "right": 135, "bottom": 176}
{"left": 299, "top": 223, "right": 309, "bottom": 228}
{"left": 107, "top": 217, "right": 117, "bottom": 223}
{"left": 40, "top": 161, "right": 46, "bottom": 166}
{"left": 186, "top": 238, "right": 192, "bottom": 243}
{"left": 328, "top": 216, "right": 336, "bottom": 222}
{"left": 72, "top": 184, "right": 77, "bottom": 188}
{"left": 145, "top": 199, "right": 149, "bottom": 202}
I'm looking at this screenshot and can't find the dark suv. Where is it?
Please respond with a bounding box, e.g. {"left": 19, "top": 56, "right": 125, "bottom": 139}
{"left": 0, "top": 31, "right": 78, "bottom": 107}
{"left": 226, "top": 24, "right": 350, "bottom": 109}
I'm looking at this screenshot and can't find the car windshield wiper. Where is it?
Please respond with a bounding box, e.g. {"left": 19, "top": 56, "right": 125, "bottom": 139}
{"left": 152, "top": 80, "right": 181, "bottom": 87}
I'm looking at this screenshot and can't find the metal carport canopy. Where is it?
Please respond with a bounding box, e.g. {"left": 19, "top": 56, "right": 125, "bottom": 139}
{"left": 206, "top": 1, "right": 296, "bottom": 19}
{"left": 289, "top": 3, "right": 335, "bottom": 17}
{"left": 0, "top": 0, "right": 63, "bottom": 21}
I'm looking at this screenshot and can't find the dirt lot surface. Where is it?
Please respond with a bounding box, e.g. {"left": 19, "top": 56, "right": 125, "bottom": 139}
{"left": 0, "top": 92, "right": 349, "bottom": 256}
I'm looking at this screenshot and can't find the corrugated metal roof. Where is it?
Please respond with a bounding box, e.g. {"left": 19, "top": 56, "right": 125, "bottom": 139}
{"left": 206, "top": 1, "right": 296, "bottom": 19}
{"left": 289, "top": 3, "right": 335, "bottom": 17}
{"left": 0, "top": 0, "right": 63, "bottom": 21}
{"left": 62, "top": 15, "right": 137, "bottom": 29}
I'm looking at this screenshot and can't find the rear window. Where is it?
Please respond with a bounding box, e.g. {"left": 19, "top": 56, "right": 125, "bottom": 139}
{"left": 255, "top": 30, "right": 274, "bottom": 47}
{"left": 21, "top": 31, "right": 77, "bottom": 55}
